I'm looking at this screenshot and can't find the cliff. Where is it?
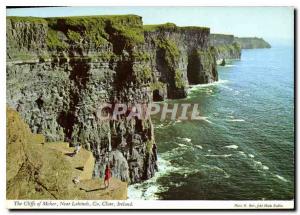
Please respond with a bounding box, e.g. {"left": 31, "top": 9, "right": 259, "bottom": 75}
{"left": 144, "top": 23, "right": 217, "bottom": 99}
{"left": 7, "top": 107, "right": 127, "bottom": 200}
{"left": 234, "top": 37, "right": 271, "bottom": 49}
{"left": 209, "top": 34, "right": 241, "bottom": 64}
{"left": 6, "top": 16, "right": 218, "bottom": 189}
{"left": 7, "top": 15, "right": 157, "bottom": 185}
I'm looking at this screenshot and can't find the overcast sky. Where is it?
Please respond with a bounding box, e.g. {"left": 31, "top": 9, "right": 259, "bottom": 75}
{"left": 7, "top": 7, "right": 294, "bottom": 43}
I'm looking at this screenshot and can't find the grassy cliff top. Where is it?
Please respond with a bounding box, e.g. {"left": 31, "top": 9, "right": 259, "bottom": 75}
{"left": 7, "top": 16, "right": 48, "bottom": 24}
{"left": 7, "top": 14, "right": 145, "bottom": 54}
{"left": 7, "top": 14, "right": 142, "bottom": 24}
{"left": 210, "top": 33, "right": 235, "bottom": 37}
{"left": 143, "top": 22, "right": 209, "bottom": 32}
{"left": 234, "top": 37, "right": 271, "bottom": 48}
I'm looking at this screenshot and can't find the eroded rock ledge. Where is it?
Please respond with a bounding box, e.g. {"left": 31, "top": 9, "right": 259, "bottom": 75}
{"left": 7, "top": 107, "right": 127, "bottom": 200}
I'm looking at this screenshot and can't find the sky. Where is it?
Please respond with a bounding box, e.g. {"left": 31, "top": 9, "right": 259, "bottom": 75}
{"left": 6, "top": 7, "right": 294, "bottom": 44}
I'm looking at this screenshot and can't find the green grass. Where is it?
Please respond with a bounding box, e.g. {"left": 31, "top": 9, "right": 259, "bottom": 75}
{"left": 150, "top": 81, "right": 166, "bottom": 91}
{"left": 174, "top": 69, "right": 185, "bottom": 88}
{"left": 179, "top": 26, "right": 210, "bottom": 31}
{"left": 146, "top": 140, "right": 154, "bottom": 154}
{"left": 91, "top": 52, "right": 116, "bottom": 61}
{"left": 132, "top": 51, "right": 150, "bottom": 61}
{"left": 67, "top": 30, "right": 82, "bottom": 43}
{"left": 143, "top": 22, "right": 177, "bottom": 32}
{"left": 135, "top": 66, "right": 153, "bottom": 84}
{"left": 143, "top": 22, "right": 209, "bottom": 33}
{"left": 46, "top": 15, "right": 144, "bottom": 48}
{"left": 46, "top": 29, "right": 68, "bottom": 50}
{"left": 7, "top": 16, "right": 47, "bottom": 25}
{"left": 156, "top": 38, "right": 180, "bottom": 69}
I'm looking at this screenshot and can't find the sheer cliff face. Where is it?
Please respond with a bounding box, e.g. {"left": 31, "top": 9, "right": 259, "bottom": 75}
{"left": 209, "top": 34, "right": 242, "bottom": 61}
{"left": 7, "top": 16, "right": 157, "bottom": 184}
{"left": 6, "top": 16, "right": 217, "bottom": 184}
{"left": 144, "top": 24, "right": 217, "bottom": 99}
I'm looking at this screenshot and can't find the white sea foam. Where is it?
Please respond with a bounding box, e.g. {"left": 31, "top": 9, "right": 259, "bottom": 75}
{"left": 275, "top": 174, "right": 289, "bottom": 182}
{"left": 170, "top": 181, "right": 186, "bottom": 187}
{"left": 188, "top": 79, "right": 229, "bottom": 93}
{"left": 227, "top": 119, "right": 245, "bottom": 122}
{"left": 238, "top": 151, "right": 247, "bottom": 157}
{"left": 194, "top": 116, "right": 213, "bottom": 124}
{"left": 176, "top": 137, "right": 192, "bottom": 143}
{"left": 205, "top": 154, "right": 232, "bottom": 158}
{"left": 253, "top": 160, "right": 269, "bottom": 171}
{"left": 224, "top": 145, "right": 239, "bottom": 149}
{"left": 154, "top": 123, "right": 165, "bottom": 129}
{"left": 195, "top": 145, "right": 203, "bottom": 149}
{"left": 127, "top": 156, "right": 178, "bottom": 200}
{"left": 262, "top": 165, "right": 269, "bottom": 170}
{"left": 254, "top": 160, "right": 262, "bottom": 165}
{"left": 175, "top": 119, "right": 182, "bottom": 123}
{"left": 177, "top": 143, "right": 187, "bottom": 148}
{"left": 248, "top": 154, "right": 255, "bottom": 158}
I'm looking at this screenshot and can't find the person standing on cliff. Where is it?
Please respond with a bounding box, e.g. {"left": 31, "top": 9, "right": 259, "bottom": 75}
{"left": 104, "top": 164, "right": 112, "bottom": 189}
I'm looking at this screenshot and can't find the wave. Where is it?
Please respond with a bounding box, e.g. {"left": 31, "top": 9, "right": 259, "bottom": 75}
{"left": 154, "top": 120, "right": 181, "bottom": 129}
{"left": 154, "top": 123, "right": 165, "bottom": 129}
{"left": 238, "top": 151, "right": 247, "bottom": 157}
{"left": 248, "top": 154, "right": 255, "bottom": 158}
{"left": 195, "top": 145, "right": 203, "bottom": 149}
{"left": 193, "top": 116, "right": 213, "bottom": 124}
{"left": 227, "top": 119, "right": 245, "bottom": 122}
{"left": 176, "top": 137, "right": 192, "bottom": 143}
{"left": 127, "top": 156, "right": 178, "bottom": 200}
{"left": 275, "top": 174, "right": 289, "bottom": 182}
{"left": 253, "top": 160, "right": 269, "bottom": 170}
{"left": 224, "top": 145, "right": 239, "bottom": 149}
{"left": 205, "top": 154, "right": 232, "bottom": 158}
{"left": 188, "top": 79, "right": 229, "bottom": 91}
{"left": 177, "top": 143, "right": 188, "bottom": 148}
{"left": 262, "top": 165, "right": 269, "bottom": 170}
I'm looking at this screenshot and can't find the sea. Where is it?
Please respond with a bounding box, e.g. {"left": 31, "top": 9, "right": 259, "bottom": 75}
{"left": 128, "top": 45, "right": 294, "bottom": 200}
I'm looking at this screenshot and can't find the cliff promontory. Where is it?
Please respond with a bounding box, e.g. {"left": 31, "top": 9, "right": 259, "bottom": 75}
{"left": 234, "top": 37, "right": 271, "bottom": 49}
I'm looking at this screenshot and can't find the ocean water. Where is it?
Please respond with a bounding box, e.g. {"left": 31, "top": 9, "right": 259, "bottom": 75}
{"left": 128, "top": 45, "right": 294, "bottom": 200}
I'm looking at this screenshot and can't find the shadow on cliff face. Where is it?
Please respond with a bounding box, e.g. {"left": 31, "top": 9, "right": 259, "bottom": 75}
{"left": 57, "top": 59, "right": 90, "bottom": 143}
{"left": 104, "top": 21, "right": 128, "bottom": 55}
{"left": 187, "top": 48, "right": 218, "bottom": 84}
{"left": 114, "top": 61, "right": 134, "bottom": 92}
{"left": 155, "top": 48, "right": 186, "bottom": 99}
{"left": 187, "top": 49, "right": 203, "bottom": 84}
